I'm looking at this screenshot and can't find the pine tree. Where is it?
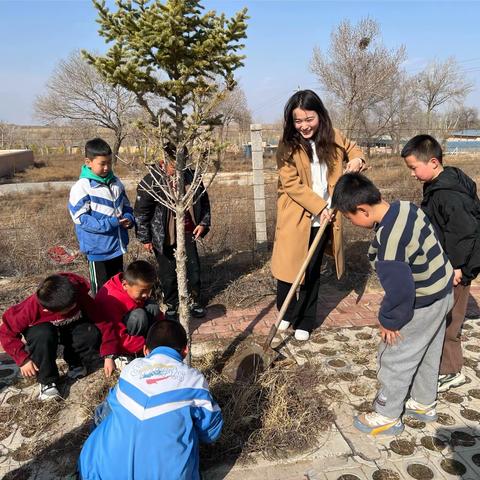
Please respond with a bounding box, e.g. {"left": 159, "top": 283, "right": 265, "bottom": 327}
{"left": 84, "top": 0, "right": 248, "bottom": 361}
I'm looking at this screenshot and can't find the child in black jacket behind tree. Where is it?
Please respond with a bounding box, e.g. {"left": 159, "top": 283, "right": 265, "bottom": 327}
{"left": 134, "top": 150, "right": 211, "bottom": 321}
{"left": 402, "top": 134, "right": 480, "bottom": 393}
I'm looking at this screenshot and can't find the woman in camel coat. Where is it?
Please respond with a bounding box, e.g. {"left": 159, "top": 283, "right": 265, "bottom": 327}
{"left": 271, "top": 90, "right": 365, "bottom": 341}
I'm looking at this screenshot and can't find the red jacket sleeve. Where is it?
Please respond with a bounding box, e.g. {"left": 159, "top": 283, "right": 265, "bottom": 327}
{"left": 0, "top": 301, "right": 34, "bottom": 366}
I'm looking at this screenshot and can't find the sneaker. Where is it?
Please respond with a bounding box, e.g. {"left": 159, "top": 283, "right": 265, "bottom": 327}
{"left": 39, "top": 382, "right": 60, "bottom": 400}
{"left": 404, "top": 398, "right": 437, "bottom": 422}
{"left": 438, "top": 372, "right": 467, "bottom": 393}
{"left": 67, "top": 365, "right": 87, "bottom": 380}
{"left": 165, "top": 309, "right": 178, "bottom": 321}
{"left": 114, "top": 356, "right": 133, "bottom": 370}
{"left": 294, "top": 329, "right": 310, "bottom": 341}
{"left": 190, "top": 304, "right": 206, "bottom": 318}
{"left": 354, "top": 412, "right": 404, "bottom": 436}
{"left": 278, "top": 320, "right": 291, "bottom": 331}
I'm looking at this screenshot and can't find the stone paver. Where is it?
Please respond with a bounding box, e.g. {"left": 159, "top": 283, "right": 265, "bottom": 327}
{"left": 191, "top": 284, "right": 480, "bottom": 342}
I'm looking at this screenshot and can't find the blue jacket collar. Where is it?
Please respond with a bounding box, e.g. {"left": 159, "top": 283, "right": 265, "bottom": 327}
{"left": 147, "top": 346, "right": 184, "bottom": 362}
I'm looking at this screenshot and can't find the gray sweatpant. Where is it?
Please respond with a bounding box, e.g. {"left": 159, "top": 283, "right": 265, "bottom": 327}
{"left": 374, "top": 291, "right": 454, "bottom": 419}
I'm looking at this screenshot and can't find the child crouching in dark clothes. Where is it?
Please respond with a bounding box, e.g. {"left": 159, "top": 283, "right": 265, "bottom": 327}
{"left": 94, "top": 260, "right": 163, "bottom": 376}
{"left": 332, "top": 173, "right": 453, "bottom": 435}
{"left": 0, "top": 274, "right": 117, "bottom": 400}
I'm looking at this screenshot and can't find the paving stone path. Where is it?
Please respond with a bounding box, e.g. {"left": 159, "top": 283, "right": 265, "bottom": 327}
{"left": 0, "top": 285, "right": 479, "bottom": 479}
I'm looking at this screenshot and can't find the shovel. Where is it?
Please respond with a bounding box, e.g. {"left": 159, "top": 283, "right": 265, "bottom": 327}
{"left": 222, "top": 210, "right": 335, "bottom": 382}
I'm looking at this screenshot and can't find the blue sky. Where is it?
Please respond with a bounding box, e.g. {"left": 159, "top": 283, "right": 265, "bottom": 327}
{"left": 1, "top": 0, "right": 480, "bottom": 124}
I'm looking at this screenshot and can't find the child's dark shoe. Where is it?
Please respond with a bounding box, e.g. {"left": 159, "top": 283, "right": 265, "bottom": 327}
{"left": 39, "top": 382, "right": 60, "bottom": 400}
{"left": 190, "top": 304, "right": 206, "bottom": 318}
{"left": 353, "top": 412, "right": 404, "bottom": 436}
{"left": 67, "top": 365, "right": 87, "bottom": 380}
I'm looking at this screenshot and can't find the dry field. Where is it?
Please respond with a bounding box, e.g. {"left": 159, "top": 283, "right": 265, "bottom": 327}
{"left": 1, "top": 152, "right": 480, "bottom": 312}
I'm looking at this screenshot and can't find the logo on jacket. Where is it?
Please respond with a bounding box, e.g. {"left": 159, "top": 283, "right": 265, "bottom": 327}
{"left": 130, "top": 361, "right": 185, "bottom": 383}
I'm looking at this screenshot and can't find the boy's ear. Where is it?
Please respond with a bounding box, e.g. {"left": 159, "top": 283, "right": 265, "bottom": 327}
{"left": 143, "top": 345, "right": 151, "bottom": 357}
{"left": 181, "top": 345, "right": 189, "bottom": 359}
{"left": 430, "top": 157, "right": 441, "bottom": 168}
{"left": 356, "top": 205, "right": 370, "bottom": 216}
{"left": 121, "top": 280, "right": 128, "bottom": 291}
{"left": 85, "top": 158, "right": 91, "bottom": 165}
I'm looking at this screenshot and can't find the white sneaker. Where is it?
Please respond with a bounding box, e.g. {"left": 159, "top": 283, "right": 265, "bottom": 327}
{"left": 438, "top": 372, "right": 467, "bottom": 393}
{"left": 278, "top": 320, "right": 290, "bottom": 331}
{"left": 39, "top": 382, "right": 60, "bottom": 400}
{"left": 294, "top": 329, "right": 310, "bottom": 341}
{"left": 404, "top": 398, "right": 437, "bottom": 422}
{"left": 354, "top": 411, "right": 404, "bottom": 435}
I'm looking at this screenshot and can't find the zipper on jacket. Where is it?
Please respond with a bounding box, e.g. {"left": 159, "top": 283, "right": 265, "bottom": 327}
{"left": 107, "top": 182, "right": 127, "bottom": 254}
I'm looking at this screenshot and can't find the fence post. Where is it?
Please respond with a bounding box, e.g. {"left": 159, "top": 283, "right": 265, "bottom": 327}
{"left": 250, "top": 124, "right": 268, "bottom": 251}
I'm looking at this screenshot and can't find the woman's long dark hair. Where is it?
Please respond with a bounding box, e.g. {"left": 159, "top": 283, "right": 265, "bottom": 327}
{"left": 281, "top": 90, "right": 335, "bottom": 168}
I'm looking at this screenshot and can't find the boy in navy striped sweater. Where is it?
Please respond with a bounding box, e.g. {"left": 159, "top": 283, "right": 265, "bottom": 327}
{"left": 69, "top": 138, "right": 135, "bottom": 294}
{"left": 332, "top": 173, "right": 453, "bottom": 436}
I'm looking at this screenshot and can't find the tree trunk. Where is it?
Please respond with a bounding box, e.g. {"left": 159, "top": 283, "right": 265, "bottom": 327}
{"left": 112, "top": 131, "right": 123, "bottom": 164}
{"left": 173, "top": 98, "right": 192, "bottom": 365}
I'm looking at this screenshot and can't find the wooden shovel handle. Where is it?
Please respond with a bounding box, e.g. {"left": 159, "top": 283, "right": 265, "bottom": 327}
{"left": 264, "top": 209, "right": 336, "bottom": 350}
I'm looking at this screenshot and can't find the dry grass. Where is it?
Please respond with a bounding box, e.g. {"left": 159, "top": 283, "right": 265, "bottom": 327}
{"left": 194, "top": 352, "right": 335, "bottom": 466}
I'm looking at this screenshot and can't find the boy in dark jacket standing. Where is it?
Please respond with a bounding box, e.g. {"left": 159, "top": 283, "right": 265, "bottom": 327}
{"left": 69, "top": 138, "right": 135, "bottom": 294}
{"left": 402, "top": 134, "right": 480, "bottom": 392}
{"left": 134, "top": 153, "right": 211, "bottom": 320}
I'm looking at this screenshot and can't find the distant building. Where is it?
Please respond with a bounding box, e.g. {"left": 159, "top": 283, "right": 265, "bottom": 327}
{"left": 446, "top": 130, "right": 480, "bottom": 153}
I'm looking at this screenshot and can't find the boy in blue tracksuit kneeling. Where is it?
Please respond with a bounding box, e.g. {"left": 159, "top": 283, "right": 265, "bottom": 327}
{"left": 78, "top": 320, "right": 223, "bottom": 480}
{"left": 68, "top": 138, "right": 135, "bottom": 294}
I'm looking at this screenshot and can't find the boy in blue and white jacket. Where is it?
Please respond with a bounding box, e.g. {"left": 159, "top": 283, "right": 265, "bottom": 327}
{"left": 69, "top": 138, "right": 135, "bottom": 294}
{"left": 78, "top": 320, "right": 223, "bottom": 480}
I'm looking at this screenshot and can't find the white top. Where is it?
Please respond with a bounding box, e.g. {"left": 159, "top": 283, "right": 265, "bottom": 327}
{"left": 310, "top": 141, "right": 330, "bottom": 227}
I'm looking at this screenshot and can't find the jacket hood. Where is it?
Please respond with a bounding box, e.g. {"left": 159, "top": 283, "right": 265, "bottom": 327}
{"left": 105, "top": 273, "right": 144, "bottom": 309}
{"left": 424, "top": 166, "right": 477, "bottom": 200}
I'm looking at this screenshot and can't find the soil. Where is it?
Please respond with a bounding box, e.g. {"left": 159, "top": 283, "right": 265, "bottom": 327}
{"left": 442, "top": 391, "right": 464, "bottom": 404}
{"left": 389, "top": 439, "right": 415, "bottom": 455}
{"left": 334, "top": 334, "right": 350, "bottom": 342}
{"left": 348, "top": 384, "right": 370, "bottom": 396}
{"left": 310, "top": 336, "right": 328, "bottom": 344}
{"left": 321, "top": 389, "right": 344, "bottom": 401}
{"left": 460, "top": 408, "right": 480, "bottom": 421}
{"left": 420, "top": 436, "right": 447, "bottom": 452}
{"left": 6, "top": 393, "right": 28, "bottom": 405}
{"left": 296, "top": 350, "right": 314, "bottom": 359}
{"left": 0, "top": 424, "right": 13, "bottom": 442}
{"left": 465, "top": 344, "right": 480, "bottom": 352}
{"left": 337, "top": 476, "right": 361, "bottom": 480}
{"left": 470, "top": 331, "right": 480, "bottom": 339}
{"left": 406, "top": 464, "right": 434, "bottom": 480}
{"left": 355, "top": 332, "right": 373, "bottom": 340}
{"left": 436, "top": 412, "right": 456, "bottom": 426}
{"left": 462, "top": 323, "right": 474, "bottom": 330}
{"left": 372, "top": 470, "right": 400, "bottom": 480}
{"left": 403, "top": 417, "right": 426, "bottom": 429}
{"left": 468, "top": 388, "right": 480, "bottom": 399}
{"left": 440, "top": 459, "right": 467, "bottom": 475}
{"left": 464, "top": 357, "right": 479, "bottom": 369}
{"left": 318, "top": 348, "right": 338, "bottom": 356}
{"left": 450, "top": 430, "right": 476, "bottom": 447}
{"left": 0, "top": 369, "right": 15, "bottom": 378}
{"left": 362, "top": 369, "right": 377, "bottom": 379}
{"left": 328, "top": 359, "right": 346, "bottom": 368}
{"left": 355, "top": 401, "right": 373, "bottom": 413}
{"left": 352, "top": 357, "right": 369, "bottom": 365}
{"left": 338, "top": 372, "right": 356, "bottom": 382}
{"left": 472, "top": 453, "right": 480, "bottom": 466}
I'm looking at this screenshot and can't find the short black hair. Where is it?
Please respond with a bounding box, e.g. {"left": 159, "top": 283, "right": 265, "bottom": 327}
{"left": 37, "top": 275, "right": 77, "bottom": 312}
{"left": 85, "top": 138, "right": 112, "bottom": 160}
{"left": 123, "top": 260, "right": 157, "bottom": 285}
{"left": 401, "top": 134, "right": 443, "bottom": 164}
{"left": 331, "top": 173, "right": 382, "bottom": 213}
{"left": 145, "top": 320, "right": 188, "bottom": 352}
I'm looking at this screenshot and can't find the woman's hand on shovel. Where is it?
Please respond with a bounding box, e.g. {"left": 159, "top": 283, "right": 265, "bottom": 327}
{"left": 320, "top": 208, "right": 335, "bottom": 224}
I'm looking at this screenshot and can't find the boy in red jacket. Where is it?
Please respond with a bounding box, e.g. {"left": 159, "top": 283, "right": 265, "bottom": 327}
{"left": 95, "top": 260, "right": 163, "bottom": 375}
{"left": 0, "top": 273, "right": 117, "bottom": 400}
